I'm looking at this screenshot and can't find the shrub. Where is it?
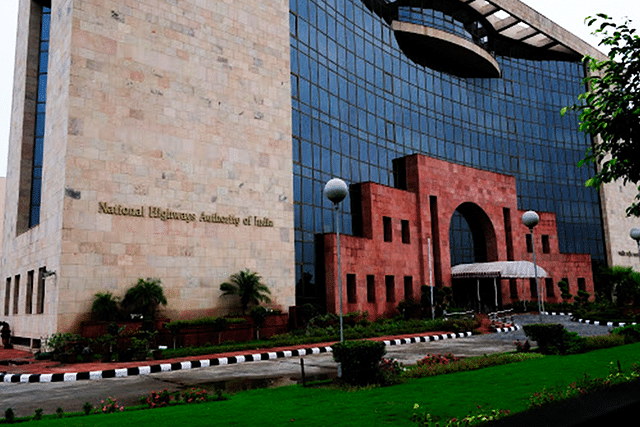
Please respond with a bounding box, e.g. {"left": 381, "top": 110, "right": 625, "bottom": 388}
{"left": 331, "top": 340, "right": 386, "bottom": 386}
{"left": 181, "top": 388, "right": 208, "bottom": 403}
{"left": 220, "top": 269, "right": 271, "bottom": 314}
{"left": 523, "top": 324, "right": 585, "bottom": 355}
{"left": 122, "top": 278, "right": 167, "bottom": 320}
{"left": 583, "top": 334, "right": 625, "bottom": 351}
{"left": 82, "top": 402, "right": 93, "bottom": 415}
{"left": 3, "top": 408, "right": 15, "bottom": 423}
{"left": 558, "top": 280, "right": 573, "bottom": 302}
{"left": 379, "top": 357, "right": 404, "bottom": 385}
{"left": 142, "top": 389, "right": 173, "bottom": 409}
{"left": 397, "top": 298, "right": 421, "bottom": 320}
{"left": 91, "top": 292, "right": 121, "bottom": 321}
{"left": 612, "top": 324, "right": 640, "bottom": 343}
{"left": 100, "top": 397, "right": 124, "bottom": 413}
{"left": 514, "top": 339, "right": 531, "bottom": 353}
{"left": 44, "top": 332, "right": 81, "bottom": 354}
{"left": 416, "top": 353, "right": 460, "bottom": 367}
{"left": 33, "top": 408, "right": 43, "bottom": 421}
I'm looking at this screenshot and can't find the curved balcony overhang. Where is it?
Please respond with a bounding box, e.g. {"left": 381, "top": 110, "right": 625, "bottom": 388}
{"left": 392, "top": 20, "right": 501, "bottom": 78}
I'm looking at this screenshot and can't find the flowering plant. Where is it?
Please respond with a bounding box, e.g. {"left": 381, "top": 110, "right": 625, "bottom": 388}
{"left": 514, "top": 339, "right": 531, "bottom": 353}
{"left": 143, "top": 389, "right": 173, "bottom": 409}
{"left": 181, "top": 387, "right": 208, "bottom": 403}
{"left": 416, "top": 353, "right": 460, "bottom": 367}
{"left": 101, "top": 397, "right": 124, "bottom": 413}
{"left": 411, "top": 403, "right": 510, "bottom": 426}
{"left": 379, "top": 357, "right": 404, "bottom": 385}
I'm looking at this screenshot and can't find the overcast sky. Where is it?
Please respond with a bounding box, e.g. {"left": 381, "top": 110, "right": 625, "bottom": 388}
{"left": 0, "top": 1, "right": 638, "bottom": 177}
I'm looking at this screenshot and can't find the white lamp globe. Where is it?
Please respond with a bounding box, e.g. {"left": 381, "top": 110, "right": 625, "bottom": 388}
{"left": 324, "top": 178, "right": 348, "bottom": 205}
{"left": 522, "top": 210, "right": 540, "bottom": 229}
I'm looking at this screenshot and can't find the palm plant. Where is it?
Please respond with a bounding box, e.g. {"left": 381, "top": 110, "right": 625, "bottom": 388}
{"left": 122, "top": 278, "right": 167, "bottom": 320}
{"left": 220, "top": 269, "right": 271, "bottom": 314}
{"left": 91, "top": 292, "right": 120, "bottom": 321}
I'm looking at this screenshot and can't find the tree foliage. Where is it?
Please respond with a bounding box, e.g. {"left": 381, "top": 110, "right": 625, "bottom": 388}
{"left": 597, "top": 265, "right": 640, "bottom": 306}
{"left": 121, "top": 278, "right": 167, "bottom": 319}
{"left": 562, "top": 14, "right": 640, "bottom": 216}
{"left": 220, "top": 269, "right": 271, "bottom": 314}
{"left": 90, "top": 292, "right": 120, "bottom": 321}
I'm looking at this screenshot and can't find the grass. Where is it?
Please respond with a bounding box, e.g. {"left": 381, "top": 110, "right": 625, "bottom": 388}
{"left": 11, "top": 342, "right": 640, "bottom": 427}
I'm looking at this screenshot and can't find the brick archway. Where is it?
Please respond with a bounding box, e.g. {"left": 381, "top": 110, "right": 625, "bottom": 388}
{"left": 449, "top": 202, "right": 499, "bottom": 266}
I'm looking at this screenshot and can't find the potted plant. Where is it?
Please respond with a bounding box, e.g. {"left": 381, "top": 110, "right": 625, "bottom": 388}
{"left": 220, "top": 270, "right": 271, "bottom": 314}
{"left": 122, "top": 278, "right": 167, "bottom": 320}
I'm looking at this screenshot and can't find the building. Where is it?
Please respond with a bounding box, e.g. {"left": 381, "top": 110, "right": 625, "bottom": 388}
{"left": 0, "top": 0, "right": 635, "bottom": 348}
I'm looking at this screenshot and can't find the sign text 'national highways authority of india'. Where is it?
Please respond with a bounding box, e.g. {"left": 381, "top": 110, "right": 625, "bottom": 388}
{"left": 98, "top": 202, "right": 274, "bottom": 227}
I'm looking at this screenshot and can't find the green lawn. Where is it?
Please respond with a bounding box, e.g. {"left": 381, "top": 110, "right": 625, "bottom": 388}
{"left": 19, "top": 342, "right": 640, "bottom": 427}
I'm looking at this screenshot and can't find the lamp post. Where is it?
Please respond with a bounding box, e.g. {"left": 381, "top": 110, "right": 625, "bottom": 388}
{"left": 522, "top": 211, "right": 543, "bottom": 319}
{"left": 631, "top": 228, "right": 640, "bottom": 270}
{"left": 324, "top": 178, "right": 348, "bottom": 343}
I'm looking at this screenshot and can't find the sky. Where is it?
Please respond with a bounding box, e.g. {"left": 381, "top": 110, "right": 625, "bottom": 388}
{"left": 0, "top": 1, "right": 638, "bottom": 177}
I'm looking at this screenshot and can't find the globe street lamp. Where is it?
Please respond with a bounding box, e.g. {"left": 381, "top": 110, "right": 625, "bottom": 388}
{"left": 324, "top": 178, "right": 348, "bottom": 343}
{"left": 631, "top": 228, "right": 640, "bottom": 270}
{"left": 522, "top": 211, "right": 543, "bottom": 318}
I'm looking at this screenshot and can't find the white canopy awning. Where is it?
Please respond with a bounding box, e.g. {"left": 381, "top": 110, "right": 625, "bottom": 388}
{"left": 451, "top": 261, "right": 547, "bottom": 279}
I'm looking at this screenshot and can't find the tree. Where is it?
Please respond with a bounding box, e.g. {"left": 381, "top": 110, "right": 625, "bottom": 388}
{"left": 220, "top": 269, "right": 271, "bottom": 314}
{"left": 562, "top": 14, "right": 640, "bottom": 216}
{"left": 597, "top": 266, "right": 640, "bottom": 306}
{"left": 121, "top": 278, "right": 167, "bottom": 320}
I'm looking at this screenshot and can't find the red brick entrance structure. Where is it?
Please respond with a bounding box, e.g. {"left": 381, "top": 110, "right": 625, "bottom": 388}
{"left": 323, "top": 154, "right": 593, "bottom": 319}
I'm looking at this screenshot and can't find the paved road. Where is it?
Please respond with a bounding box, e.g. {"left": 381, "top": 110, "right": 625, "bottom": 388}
{"left": 0, "top": 314, "right": 614, "bottom": 417}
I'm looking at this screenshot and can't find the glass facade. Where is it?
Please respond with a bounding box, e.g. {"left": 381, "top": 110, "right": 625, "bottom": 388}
{"left": 290, "top": 0, "right": 605, "bottom": 304}
{"left": 29, "top": 5, "right": 50, "bottom": 228}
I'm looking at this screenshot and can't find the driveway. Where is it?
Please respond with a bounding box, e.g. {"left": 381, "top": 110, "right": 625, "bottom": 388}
{"left": 0, "top": 314, "right": 614, "bottom": 417}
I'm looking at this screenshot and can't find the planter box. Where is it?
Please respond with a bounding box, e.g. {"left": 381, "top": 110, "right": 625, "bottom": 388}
{"left": 155, "top": 313, "right": 290, "bottom": 350}
{"left": 80, "top": 319, "right": 167, "bottom": 338}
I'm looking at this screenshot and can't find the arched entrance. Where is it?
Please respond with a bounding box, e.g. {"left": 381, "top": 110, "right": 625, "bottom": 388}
{"left": 449, "top": 203, "right": 499, "bottom": 312}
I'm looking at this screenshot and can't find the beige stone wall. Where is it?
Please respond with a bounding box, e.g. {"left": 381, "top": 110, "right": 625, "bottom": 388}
{"left": 600, "top": 181, "right": 640, "bottom": 271}
{"left": 2, "top": 0, "right": 294, "bottom": 339}
{"left": 1, "top": 0, "right": 70, "bottom": 342}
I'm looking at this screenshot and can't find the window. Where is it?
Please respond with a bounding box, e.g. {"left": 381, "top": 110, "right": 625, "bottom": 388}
{"left": 383, "top": 216, "right": 392, "bottom": 242}
{"left": 577, "top": 278, "right": 586, "bottom": 292}
{"left": 401, "top": 220, "right": 410, "bottom": 244}
{"left": 18, "top": 2, "right": 51, "bottom": 232}
{"left": 509, "top": 279, "right": 518, "bottom": 299}
{"left": 13, "top": 275, "right": 21, "bottom": 315}
{"left": 25, "top": 270, "right": 34, "bottom": 314}
{"left": 529, "top": 278, "right": 537, "bottom": 300}
{"left": 347, "top": 274, "right": 357, "bottom": 303}
{"left": 526, "top": 234, "right": 533, "bottom": 253}
{"left": 367, "top": 275, "right": 376, "bottom": 302}
{"left": 385, "top": 275, "right": 395, "bottom": 302}
{"left": 545, "top": 278, "right": 554, "bottom": 298}
{"left": 404, "top": 276, "right": 413, "bottom": 300}
{"left": 4, "top": 278, "right": 10, "bottom": 316}
{"left": 542, "top": 235, "right": 550, "bottom": 253}
{"left": 36, "top": 267, "right": 46, "bottom": 314}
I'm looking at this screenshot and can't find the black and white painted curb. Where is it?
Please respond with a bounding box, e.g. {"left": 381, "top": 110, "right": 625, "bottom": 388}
{"left": 542, "top": 311, "right": 637, "bottom": 328}
{"left": 1, "top": 331, "right": 473, "bottom": 384}
{"left": 574, "top": 319, "right": 637, "bottom": 327}
{"left": 541, "top": 311, "right": 572, "bottom": 316}
{"left": 491, "top": 324, "right": 521, "bottom": 333}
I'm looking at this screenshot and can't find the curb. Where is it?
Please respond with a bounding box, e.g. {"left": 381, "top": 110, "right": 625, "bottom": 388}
{"left": 1, "top": 331, "right": 472, "bottom": 383}
{"left": 541, "top": 311, "right": 572, "bottom": 316}
{"left": 491, "top": 324, "right": 520, "bottom": 333}
{"left": 542, "top": 311, "right": 638, "bottom": 328}
{"left": 575, "top": 319, "right": 638, "bottom": 327}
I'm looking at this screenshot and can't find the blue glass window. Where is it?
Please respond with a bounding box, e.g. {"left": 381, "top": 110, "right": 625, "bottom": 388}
{"left": 29, "top": 5, "right": 50, "bottom": 228}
